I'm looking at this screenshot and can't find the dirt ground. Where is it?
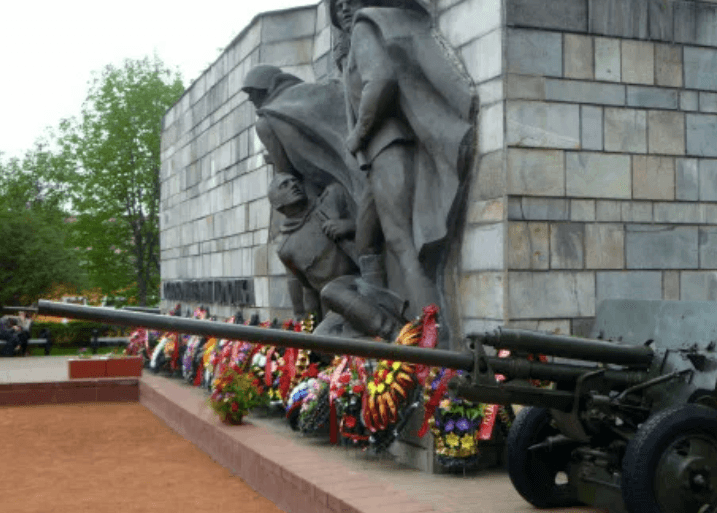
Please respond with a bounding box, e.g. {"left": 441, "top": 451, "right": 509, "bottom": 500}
{"left": 0, "top": 403, "right": 284, "bottom": 513}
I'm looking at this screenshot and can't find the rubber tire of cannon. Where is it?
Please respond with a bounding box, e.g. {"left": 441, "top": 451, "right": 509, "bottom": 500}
{"left": 506, "top": 406, "right": 580, "bottom": 508}
{"left": 621, "top": 404, "right": 717, "bottom": 513}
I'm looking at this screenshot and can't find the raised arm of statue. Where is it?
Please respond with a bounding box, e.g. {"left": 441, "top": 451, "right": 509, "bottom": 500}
{"left": 345, "top": 20, "right": 398, "bottom": 155}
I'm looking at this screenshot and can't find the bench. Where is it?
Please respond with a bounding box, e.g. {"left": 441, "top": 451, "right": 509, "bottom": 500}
{"left": 0, "top": 337, "right": 52, "bottom": 355}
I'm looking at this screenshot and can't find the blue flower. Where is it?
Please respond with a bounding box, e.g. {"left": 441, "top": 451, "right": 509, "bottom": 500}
{"left": 456, "top": 418, "right": 471, "bottom": 432}
{"left": 444, "top": 419, "right": 455, "bottom": 432}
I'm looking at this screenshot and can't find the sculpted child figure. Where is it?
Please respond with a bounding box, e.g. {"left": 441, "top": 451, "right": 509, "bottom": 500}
{"left": 268, "top": 173, "right": 407, "bottom": 341}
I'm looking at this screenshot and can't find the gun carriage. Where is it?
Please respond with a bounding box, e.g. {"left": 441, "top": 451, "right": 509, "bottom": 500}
{"left": 37, "top": 299, "right": 717, "bottom": 513}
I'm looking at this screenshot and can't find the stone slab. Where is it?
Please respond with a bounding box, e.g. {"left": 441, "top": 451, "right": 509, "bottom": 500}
{"left": 633, "top": 156, "right": 675, "bottom": 201}
{"left": 676, "top": 158, "right": 699, "bottom": 201}
{"left": 506, "top": 29, "right": 563, "bottom": 77}
{"left": 681, "top": 272, "right": 717, "bottom": 301}
{"left": 684, "top": 47, "right": 717, "bottom": 92}
{"left": 674, "top": 1, "right": 717, "bottom": 47}
{"left": 700, "top": 227, "right": 717, "bottom": 269}
{"left": 604, "top": 108, "right": 647, "bottom": 153}
{"left": 564, "top": 33, "right": 594, "bottom": 80}
{"left": 595, "top": 37, "right": 621, "bottom": 82}
{"left": 508, "top": 222, "right": 550, "bottom": 269}
{"left": 506, "top": 0, "right": 588, "bottom": 31}
{"left": 627, "top": 87, "right": 678, "bottom": 110}
{"left": 589, "top": 0, "right": 648, "bottom": 38}
{"left": 621, "top": 40, "right": 654, "bottom": 85}
{"left": 700, "top": 159, "right": 717, "bottom": 201}
{"left": 550, "top": 223, "right": 585, "bottom": 269}
{"left": 506, "top": 101, "right": 580, "bottom": 149}
{"left": 566, "top": 151, "right": 631, "bottom": 199}
{"left": 585, "top": 223, "right": 625, "bottom": 269}
{"left": 507, "top": 148, "right": 565, "bottom": 196}
{"left": 625, "top": 224, "right": 699, "bottom": 269}
{"left": 596, "top": 271, "right": 662, "bottom": 307}
{"left": 545, "top": 79, "right": 624, "bottom": 106}
{"left": 508, "top": 271, "right": 596, "bottom": 318}
{"left": 686, "top": 114, "right": 717, "bottom": 157}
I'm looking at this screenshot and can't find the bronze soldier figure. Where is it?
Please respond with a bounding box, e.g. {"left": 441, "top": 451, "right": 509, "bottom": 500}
{"left": 330, "top": 0, "right": 476, "bottom": 318}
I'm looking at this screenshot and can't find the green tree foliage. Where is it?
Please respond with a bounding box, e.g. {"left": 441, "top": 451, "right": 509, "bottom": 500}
{"left": 0, "top": 147, "right": 85, "bottom": 305}
{"left": 61, "top": 56, "right": 184, "bottom": 306}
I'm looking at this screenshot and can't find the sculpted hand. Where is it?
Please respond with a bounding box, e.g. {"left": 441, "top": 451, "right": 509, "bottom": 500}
{"left": 321, "top": 219, "right": 354, "bottom": 240}
{"left": 345, "top": 129, "right": 364, "bottom": 155}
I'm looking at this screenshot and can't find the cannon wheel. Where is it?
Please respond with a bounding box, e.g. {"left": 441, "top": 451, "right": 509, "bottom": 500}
{"left": 506, "top": 406, "right": 580, "bottom": 508}
{"left": 622, "top": 404, "right": 717, "bottom": 513}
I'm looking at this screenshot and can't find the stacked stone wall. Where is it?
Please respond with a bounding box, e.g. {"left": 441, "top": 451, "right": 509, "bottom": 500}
{"left": 497, "top": 0, "right": 717, "bottom": 336}
{"left": 159, "top": 4, "right": 332, "bottom": 319}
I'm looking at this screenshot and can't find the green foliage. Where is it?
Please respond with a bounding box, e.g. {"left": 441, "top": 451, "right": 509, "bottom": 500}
{"left": 0, "top": 146, "right": 86, "bottom": 305}
{"left": 31, "top": 321, "right": 123, "bottom": 347}
{"left": 209, "top": 368, "right": 269, "bottom": 424}
{"left": 60, "top": 56, "right": 184, "bottom": 305}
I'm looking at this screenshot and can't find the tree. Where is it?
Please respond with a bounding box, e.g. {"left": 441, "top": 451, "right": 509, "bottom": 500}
{"left": 61, "top": 56, "right": 184, "bottom": 305}
{"left": 0, "top": 149, "right": 86, "bottom": 305}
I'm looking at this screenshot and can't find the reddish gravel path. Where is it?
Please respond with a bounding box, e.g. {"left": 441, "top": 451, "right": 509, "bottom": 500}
{"left": 0, "top": 403, "right": 284, "bottom": 513}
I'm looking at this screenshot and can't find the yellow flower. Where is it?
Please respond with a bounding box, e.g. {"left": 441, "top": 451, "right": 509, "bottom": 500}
{"left": 460, "top": 434, "right": 475, "bottom": 450}
{"left": 368, "top": 382, "right": 377, "bottom": 394}
{"left": 377, "top": 383, "right": 386, "bottom": 394}
{"left": 392, "top": 361, "right": 402, "bottom": 371}
{"left": 385, "top": 373, "right": 394, "bottom": 385}
{"left": 445, "top": 432, "right": 460, "bottom": 448}
{"left": 439, "top": 399, "right": 451, "bottom": 409}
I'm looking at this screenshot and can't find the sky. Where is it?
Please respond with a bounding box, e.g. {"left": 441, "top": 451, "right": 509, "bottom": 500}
{"left": 0, "top": 0, "right": 312, "bottom": 160}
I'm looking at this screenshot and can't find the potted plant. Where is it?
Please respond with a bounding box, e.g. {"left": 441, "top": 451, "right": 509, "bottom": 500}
{"left": 209, "top": 366, "right": 268, "bottom": 425}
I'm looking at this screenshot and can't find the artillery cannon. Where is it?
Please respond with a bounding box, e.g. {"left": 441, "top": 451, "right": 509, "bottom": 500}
{"left": 37, "top": 299, "right": 717, "bottom": 513}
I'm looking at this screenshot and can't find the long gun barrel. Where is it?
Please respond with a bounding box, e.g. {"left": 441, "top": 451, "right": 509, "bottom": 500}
{"left": 38, "top": 300, "right": 474, "bottom": 370}
{"left": 475, "top": 329, "right": 654, "bottom": 367}
{"left": 38, "top": 301, "right": 651, "bottom": 388}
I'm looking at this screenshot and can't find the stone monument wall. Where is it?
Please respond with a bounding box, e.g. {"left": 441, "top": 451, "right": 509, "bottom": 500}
{"left": 160, "top": 0, "right": 717, "bottom": 339}
{"left": 489, "top": 0, "right": 717, "bottom": 337}
{"left": 159, "top": 5, "right": 334, "bottom": 320}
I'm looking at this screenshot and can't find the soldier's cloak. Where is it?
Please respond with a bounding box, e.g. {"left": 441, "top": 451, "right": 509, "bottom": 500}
{"left": 257, "top": 76, "right": 365, "bottom": 205}
{"left": 353, "top": 7, "right": 477, "bottom": 254}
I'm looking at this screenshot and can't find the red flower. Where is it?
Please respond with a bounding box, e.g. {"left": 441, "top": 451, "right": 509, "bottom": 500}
{"left": 337, "top": 387, "right": 346, "bottom": 397}
{"left": 344, "top": 416, "right": 357, "bottom": 428}
{"left": 339, "top": 374, "right": 351, "bottom": 384}
{"left": 231, "top": 402, "right": 239, "bottom": 412}
{"left": 352, "top": 385, "right": 365, "bottom": 394}
{"left": 252, "top": 378, "right": 261, "bottom": 387}
{"left": 305, "top": 363, "right": 319, "bottom": 378}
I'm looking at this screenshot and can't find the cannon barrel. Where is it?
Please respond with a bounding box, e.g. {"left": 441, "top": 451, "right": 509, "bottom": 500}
{"left": 474, "top": 328, "right": 654, "bottom": 367}
{"left": 37, "top": 301, "right": 475, "bottom": 370}
{"left": 38, "top": 301, "right": 653, "bottom": 388}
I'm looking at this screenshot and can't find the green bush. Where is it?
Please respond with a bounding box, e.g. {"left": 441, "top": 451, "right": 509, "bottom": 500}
{"left": 31, "top": 321, "right": 126, "bottom": 348}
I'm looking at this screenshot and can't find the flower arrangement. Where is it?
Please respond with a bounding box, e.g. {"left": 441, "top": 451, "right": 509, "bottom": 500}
{"left": 298, "top": 370, "right": 332, "bottom": 435}
{"left": 209, "top": 366, "right": 268, "bottom": 425}
{"left": 331, "top": 357, "right": 369, "bottom": 446}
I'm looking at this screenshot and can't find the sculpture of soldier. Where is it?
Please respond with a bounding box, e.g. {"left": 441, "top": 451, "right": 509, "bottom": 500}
{"left": 242, "top": 65, "right": 389, "bottom": 312}
{"left": 268, "top": 172, "right": 407, "bottom": 341}
{"left": 330, "top": 0, "right": 477, "bottom": 320}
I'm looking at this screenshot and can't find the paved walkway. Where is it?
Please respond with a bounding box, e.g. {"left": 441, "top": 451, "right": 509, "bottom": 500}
{"left": 0, "top": 356, "right": 605, "bottom": 513}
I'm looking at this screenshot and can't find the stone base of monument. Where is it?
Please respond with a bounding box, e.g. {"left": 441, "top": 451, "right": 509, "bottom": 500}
{"left": 388, "top": 405, "right": 435, "bottom": 472}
